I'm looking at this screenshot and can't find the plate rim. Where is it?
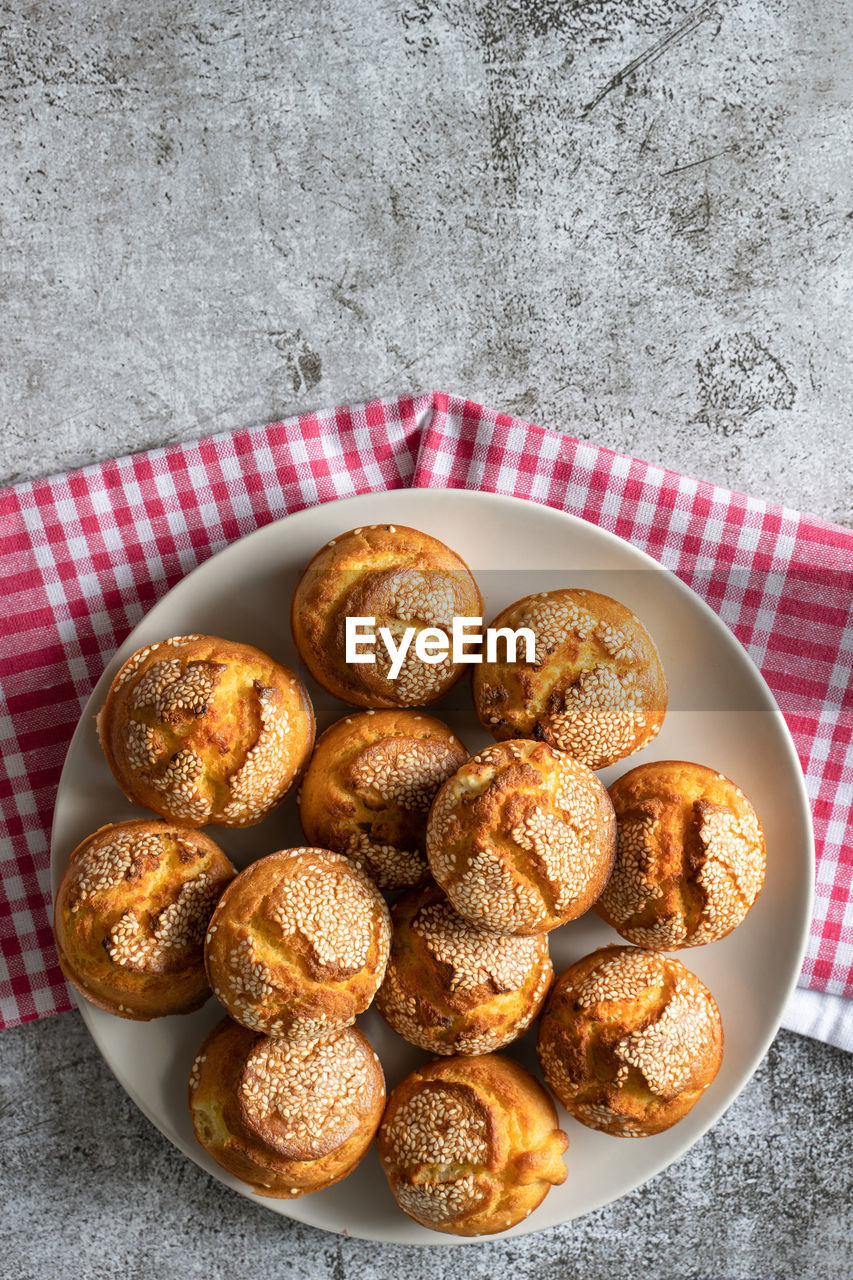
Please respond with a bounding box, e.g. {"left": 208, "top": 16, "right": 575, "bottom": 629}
{"left": 50, "top": 485, "right": 815, "bottom": 1246}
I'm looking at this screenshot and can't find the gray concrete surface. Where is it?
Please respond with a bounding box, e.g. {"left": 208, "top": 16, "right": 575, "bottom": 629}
{"left": 1, "top": 0, "right": 851, "bottom": 525}
{"left": 1, "top": 0, "right": 852, "bottom": 1278}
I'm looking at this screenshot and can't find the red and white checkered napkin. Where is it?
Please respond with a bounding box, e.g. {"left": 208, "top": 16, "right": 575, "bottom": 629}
{"left": 1, "top": 391, "right": 851, "bottom": 1032}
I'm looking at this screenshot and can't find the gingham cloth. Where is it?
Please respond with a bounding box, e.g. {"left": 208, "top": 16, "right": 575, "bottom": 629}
{"left": 1, "top": 391, "right": 851, "bottom": 1034}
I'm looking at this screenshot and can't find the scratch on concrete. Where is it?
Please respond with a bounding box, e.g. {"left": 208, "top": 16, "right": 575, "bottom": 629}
{"left": 581, "top": 3, "right": 719, "bottom": 117}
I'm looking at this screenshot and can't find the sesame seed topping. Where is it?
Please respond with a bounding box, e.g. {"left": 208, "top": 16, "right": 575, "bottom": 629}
{"left": 239, "top": 1029, "right": 376, "bottom": 1158}
{"left": 344, "top": 832, "right": 426, "bottom": 891}
{"left": 614, "top": 978, "right": 719, "bottom": 1097}
{"left": 350, "top": 737, "right": 461, "bottom": 814}
{"left": 390, "top": 1084, "right": 488, "bottom": 1167}
{"left": 149, "top": 747, "right": 209, "bottom": 822}
{"left": 105, "top": 871, "right": 220, "bottom": 971}
{"left": 692, "top": 801, "right": 765, "bottom": 943}
{"left": 271, "top": 865, "right": 376, "bottom": 977}
{"left": 395, "top": 1177, "right": 481, "bottom": 1226}
{"left": 69, "top": 830, "right": 164, "bottom": 907}
{"left": 548, "top": 666, "right": 645, "bottom": 768}
{"left": 122, "top": 720, "right": 165, "bottom": 771}
{"left": 131, "top": 658, "right": 224, "bottom": 722}
{"left": 413, "top": 900, "right": 542, "bottom": 993}
{"left": 574, "top": 949, "right": 668, "bottom": 1006}
{"left": 222, "top": 686, "right": 294, "bottom": 822}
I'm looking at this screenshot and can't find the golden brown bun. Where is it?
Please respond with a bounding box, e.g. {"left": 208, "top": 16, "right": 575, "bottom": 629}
{"left": 537, "top": 945, "right": 723, "bottom": 1137}
{"left": 426, "top": 740, "right": 616, "bottom": 935}
{"left": 204, "top": 847, "right": 391, "bottom": 1039}
{"left": 299, "top": 710, "right": 468, "bottom": 890}
{"left": 376, "top": 881, "right": 553, "bottom": 1054}
{"left": 54, "top": 819, "right": 235, "bottom": 1019}
{"left": 99, "top": 634, "right": 315, "bottom": 827}
{"left": 377, "top": 1053, "right": 568, "bottom": 1236}
{"left": 472, "top": 589, "right": 667, "bottom": 769}
{"left": 596, "top": 760, "right": 766, "bottom": 948}
{"left": 189, "top": 1018, "right": 385, "bottom": 1197}
{"left": 290, "top": 524, "right": 483, "bottom": 707}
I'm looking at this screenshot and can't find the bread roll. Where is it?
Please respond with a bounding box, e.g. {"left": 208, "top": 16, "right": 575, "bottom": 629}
{"left": 377, "top": 1053, "right": 568, "bottom": 1236}
{"left": 54, "top": 819, "right": 234, "bottom": 1019}
{"left": 189, "top": 1018, "right": 384, "bottom": 1197}
{"left": 427, "top": 740, "right": 616, "bottom": 934}
{"left": 472, "top": 588, "right": 667, "bottom": 769}
{"left": 204, "top": 847, "right": 391, "bottom": 1040}
{"left": 299, "top": 709, "right": 468, "bottom": 889}
{"left": 596, "top": 760, "right": 766, "bottom": 948}
{"left": 98, "top": 634, "right": 314, "bottom": 826}
{"left": 376, "top": 880, "right": 553, "bottom": 1054}
{"left": 537, "top": 945, "right": 723, "bottom": 1137}
{"left": 290, "top": 524, "right": 483, "bottom": 707}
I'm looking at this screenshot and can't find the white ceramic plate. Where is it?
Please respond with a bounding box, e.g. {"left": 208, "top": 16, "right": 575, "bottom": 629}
{"left": 51, "top": 488, "right": 813, "bottom": 1245}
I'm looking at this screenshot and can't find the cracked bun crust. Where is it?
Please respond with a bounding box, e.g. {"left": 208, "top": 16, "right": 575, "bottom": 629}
{"left": 290, "top": 524, "right": 483, "bottom": 707}
{"left": 204, "top": 847, "right": 392, "bottom": 1040}
{"left": 98, "top": 635, "right": 315, "bottom": 827}
{"left": 54, "top": 819, "right": 235, "bottom": 1019}
{"left": 426, "top": 740, "right": 616, "bottom": 935}
{"left": 377, "top": 1054, "right": 568, "bottom": 1236}
{"left": 299, "top": 709, "right": 468, "bottom": 890}
{"left": 472, "top": 589, "right": 667, "bottom": 770}
{"left": 596, "top": 760, "right": 766, "bottom": 949}
{"left": 375, "top": 880, "right": 553, "bottom": 1055}
{"left": 537, "top": 945, "right": 723, "bottom": 1137}
{"left": 189, "top": 1018, "right": 385, "bottom": 1198}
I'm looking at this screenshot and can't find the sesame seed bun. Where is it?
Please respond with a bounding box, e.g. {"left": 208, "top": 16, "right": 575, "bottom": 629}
{"left": 290, "top": 524, "right": 484, "bottom": 707}
{"left": 375, "top": 880, "right": 553, "bottom": 1055}
{"left": 298, "top": 709, "right": 468, "bottom": 890}
{"left": 537, "top": 946, "right": 724, "bottom": 1137}
{"left": 377, "top": 1054, "right": 568, "bottom": 1236}
{"left": 426, "top": 740, "right": 616, "bottom": 935}
{"left": 189, "top": 1018, "right": 385, "bottom": 1198}
{"left": 204, "top": 847, "right": 391, "bottom": 1040}
{"left": 596, "top": 760, "right": 767, "bottom": 948}
{"left": 472, "top": 588, "right": 667, "bottom": 770}
{"left": 98, "top": 634, "right": 315, "bottom": 827}
{"left": 53, "top": 819, "right": 235, "bottom": 1020}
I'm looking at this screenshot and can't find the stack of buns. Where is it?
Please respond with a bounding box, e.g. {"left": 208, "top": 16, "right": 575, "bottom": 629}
{"left": 53, "top": 520, "right": 767, "bottom": 1236}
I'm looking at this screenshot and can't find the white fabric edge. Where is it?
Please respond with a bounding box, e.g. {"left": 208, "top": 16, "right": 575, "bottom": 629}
{"left": 780, "top": 987, "right": 853, "bottom": 1053}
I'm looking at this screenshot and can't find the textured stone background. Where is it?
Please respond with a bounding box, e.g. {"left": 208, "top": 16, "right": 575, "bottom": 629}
{"left": 1, "top": 0, "right": 851, "bottom": 524}
{"left": 1, "top": 0, "right": 851, "bottom": 1277}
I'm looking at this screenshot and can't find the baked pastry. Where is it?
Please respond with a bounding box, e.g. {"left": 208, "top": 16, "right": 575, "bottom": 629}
{"left": 53, "top": 819, "right": 235, "bottom": 1019}
{"left": 290, "top": 524, "right": 483, "bottom": 707}
{"left": 189, "top": 1018, "right": 385, "bottom": 1197}
{"left": 472, "top": 588, "right": 667, "bottom": 769}
{"left": 537, "top": 945, "right": 723, "bottom": 1137}
{"left": 377, "top": 1054, "right": 568, "bottom": 1236}
{"left": 426, "top": 740, "right": 616, "bottom": 935}
{"left": 596, "top": 760, "right": 766, "bottom": 948}
{"left": 298, "top": 709, "right": 468, "bottom": 890}
{"left": 375, "top": 880, "right": 553, "bottom": 1054}
{"left": 204, "top": 847, "right": 391, "bottom": 1039}
{"left": 98, "top": 634, "right": 314, "bottom": 826}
